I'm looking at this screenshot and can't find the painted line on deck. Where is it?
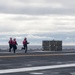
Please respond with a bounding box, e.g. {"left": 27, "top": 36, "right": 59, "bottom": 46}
{"left": 0, "top": 53, "right": 75, "bottom": 58}
{"left": 0, "top": 63, "right": 75, "bottom": 74}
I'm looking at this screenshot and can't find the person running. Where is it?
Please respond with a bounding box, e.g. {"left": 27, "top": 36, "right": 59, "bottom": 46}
{"left": 8, "top": 37, "right": 13, "bottom": 52}
{"left": 12, "top": 38, "right": 18, "bottom": 53}
{"left": 22, "top": 38, "right": 29, "bottom": 53}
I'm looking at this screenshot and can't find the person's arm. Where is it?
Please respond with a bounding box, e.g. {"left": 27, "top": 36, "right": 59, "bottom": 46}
{"left": 16, "top": 41, "right": 18, "bottom": 45}
{"left": 27, "top": 41, "right": 29, "bottom": 44}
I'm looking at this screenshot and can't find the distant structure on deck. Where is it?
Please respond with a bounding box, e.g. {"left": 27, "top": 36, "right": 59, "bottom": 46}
{"left": 42, "top": 40, "right": 62, "bottom": 51}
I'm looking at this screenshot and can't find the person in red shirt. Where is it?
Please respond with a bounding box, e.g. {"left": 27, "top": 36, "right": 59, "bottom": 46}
{"left": 12, "top": 38, "right": 18, "bottom": 53}
{"left": 8, "top": 37, "right": 13, "bottom": 52}
{"left": 22, "top": 38, "right": 29, "bottom": 53}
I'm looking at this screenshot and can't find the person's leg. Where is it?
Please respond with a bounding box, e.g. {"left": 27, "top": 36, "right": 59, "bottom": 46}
{"left": 23, "top": 45, "right": 27, "bottom": 53}
{"left": 14, "top": 45, "right": 17, "bottom": 53}
{"left": 13, "top": 45, "right": 16, "bottom": 53}
{"left": 9, "top": 44, "right": 12, "bottom": 52}
{"left": 21, "top": 45, "right": 25, "bottom": 50}
{"left": 25, "top": 46, "right": 27, "bottom": 53}
{"left": 14, "top": 49, "right": 15, "bottom": 53}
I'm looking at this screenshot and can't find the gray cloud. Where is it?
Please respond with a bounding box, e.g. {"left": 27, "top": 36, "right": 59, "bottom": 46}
{"left": 0, "top": 0, "right": 75, "bottom": 45}
{"left": 9, "top": 16, "right": 40, "bottom": 21}
{"left": 0, "top": 0, "right": 74, "bottom": 15}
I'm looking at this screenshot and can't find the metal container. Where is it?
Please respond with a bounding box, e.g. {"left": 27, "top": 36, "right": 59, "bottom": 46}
{"left": 42, "top": 40, "right": 62, "bottom": 51}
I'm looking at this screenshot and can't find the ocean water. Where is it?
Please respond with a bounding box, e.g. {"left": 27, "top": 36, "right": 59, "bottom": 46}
{"left": 0, "top": 45, "right": 75, "bottom": 50}
{"left": 0, "top": 45, "right": 42, "bottom": 50}
{"left": 63, "top": 45, "right": 75, "bottom": 49}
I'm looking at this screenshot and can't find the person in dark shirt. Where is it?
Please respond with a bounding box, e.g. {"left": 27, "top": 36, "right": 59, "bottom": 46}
{"left": 22, "top": 38, "right": 29, "bottom": 53}
{"left": 12, "top": 38, "right": 18, "bottom": 53}
{"left": 8, "top": 37, "right": 13, "bottom": 52}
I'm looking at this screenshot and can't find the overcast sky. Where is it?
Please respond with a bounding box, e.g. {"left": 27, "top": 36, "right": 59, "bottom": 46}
{"left": 0, "top": 0, "right": 75, "bottom": 45}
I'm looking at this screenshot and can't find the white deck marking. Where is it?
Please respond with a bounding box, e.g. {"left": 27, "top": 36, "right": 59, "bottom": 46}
{"left": 71, "top": 72, "right": 75, "bottom": 75}
{"left": 0, "top": 63, "right": 75, "bottom": 74}
{"left": 30, "top": 72, "right": 43, "bottom": 75}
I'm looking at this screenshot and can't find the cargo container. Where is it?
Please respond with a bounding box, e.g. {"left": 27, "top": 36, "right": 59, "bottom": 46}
{"left": 42, "top": 40, "right": 62, "bottom": 51}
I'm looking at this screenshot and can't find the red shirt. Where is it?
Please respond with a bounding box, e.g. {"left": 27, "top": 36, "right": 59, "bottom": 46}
{"left": 23, "top": 40, "right": 27, "bottom": 45}
{"left": 9, "top": 40, "right": 13, "bottom": 44}
{"left": 13, "top": 41, "right": 17, "bottom": 45}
